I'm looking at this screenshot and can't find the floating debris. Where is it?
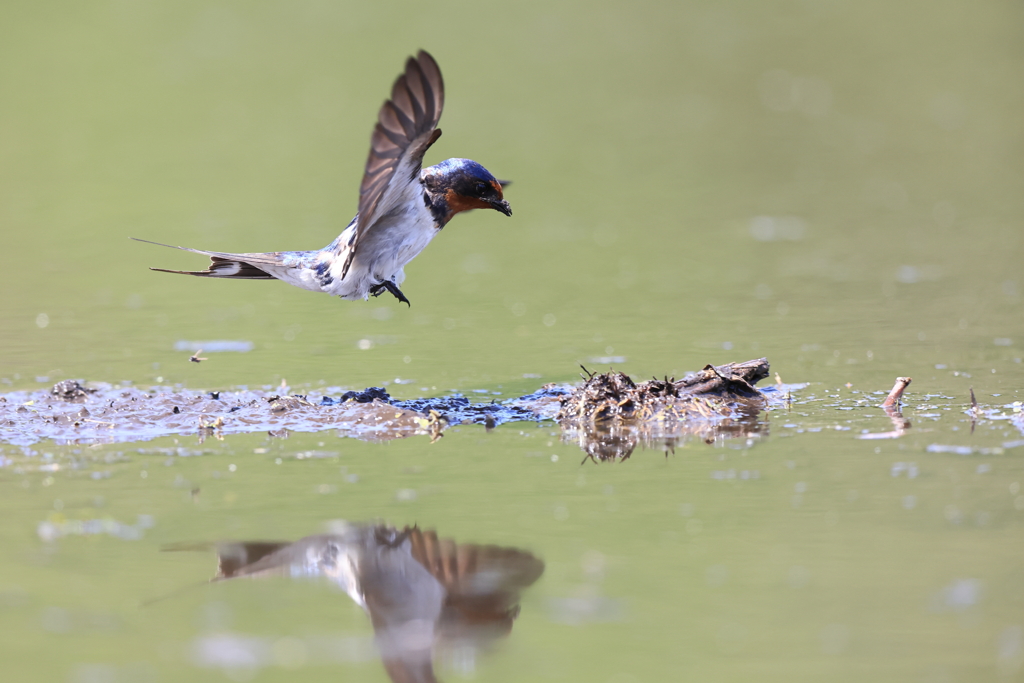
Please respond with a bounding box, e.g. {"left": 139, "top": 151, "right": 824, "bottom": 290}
{"left": 557, "top": 359, "right": 772, "bottom": 461}
{"left": 50, "top": 380, "right": 96, "bottom": 402}
{"left": 323, "top": 387, "right": 391, "bottom": 404}
{"left": 880, "top": 376, "right": 912, "bottom": 409}
{"left": 859, "top": 377, "right": 913, "bottom": 440}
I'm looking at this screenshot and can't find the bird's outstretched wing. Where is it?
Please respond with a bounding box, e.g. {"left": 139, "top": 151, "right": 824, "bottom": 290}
{"left": 339, "top": 50, "right": 445, "bottom": 280}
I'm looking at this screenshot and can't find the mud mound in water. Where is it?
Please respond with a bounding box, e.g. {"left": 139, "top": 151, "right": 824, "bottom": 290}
{"left": 557, "top": 359, "right": 775, "bottom": 461}
{"left": 558, "top": 358, "right": 770, "bottom": 422}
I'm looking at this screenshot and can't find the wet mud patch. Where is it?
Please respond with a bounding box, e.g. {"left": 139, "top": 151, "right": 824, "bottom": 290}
{"left": 1, "top": 360, "right": 1019, "bottom": 460}
{"left": 0, "top": 362, "right": 770, "bottom": 447}
{"left": 0, "top": 383, "right": 447, "bottom": 447}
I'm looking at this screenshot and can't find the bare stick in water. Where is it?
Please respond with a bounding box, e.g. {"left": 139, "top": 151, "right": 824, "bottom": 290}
{"left": 880, "top": 377, "right": 912, "bottom": 409}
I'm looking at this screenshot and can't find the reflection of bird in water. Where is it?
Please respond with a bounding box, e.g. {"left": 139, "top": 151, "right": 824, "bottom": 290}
{"left": 134, "top": 51, "right": 511, "bottom": 307}
{"left": 170, "top": 523, "right": 543, "bottom": 683}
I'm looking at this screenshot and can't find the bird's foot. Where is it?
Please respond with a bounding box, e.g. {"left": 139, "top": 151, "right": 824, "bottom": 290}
{"left": 369, "top": 280, "right": 411, "bottom": 307}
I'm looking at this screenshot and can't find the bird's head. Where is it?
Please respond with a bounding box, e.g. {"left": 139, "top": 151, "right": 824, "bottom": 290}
{"left": 424, "top": 159, "right": 512, "bottom": 222}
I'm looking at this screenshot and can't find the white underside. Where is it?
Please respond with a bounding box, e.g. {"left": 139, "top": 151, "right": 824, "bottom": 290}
{"left": 263, "top": 199, "right": 439, "bottom": 300}
{"left": 332, "top": 200, "right": 439, "bottom": 300}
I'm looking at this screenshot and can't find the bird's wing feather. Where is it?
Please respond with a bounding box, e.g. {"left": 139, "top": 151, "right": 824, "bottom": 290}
{"left": 340, "top": 50, "right": 444, "bottom": 280}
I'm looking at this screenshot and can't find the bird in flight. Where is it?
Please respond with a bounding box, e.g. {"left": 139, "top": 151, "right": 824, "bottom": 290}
{"left": 134, "top": 50, "right": 511, "bottom": 306}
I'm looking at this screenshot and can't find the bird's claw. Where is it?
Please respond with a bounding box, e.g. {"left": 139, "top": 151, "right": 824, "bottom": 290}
{"left": 369, "top": 280, "right": 411, "bottom": 307}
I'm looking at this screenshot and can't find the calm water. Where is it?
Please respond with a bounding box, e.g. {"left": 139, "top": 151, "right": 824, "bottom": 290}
{"left": 2, "top": 1, "right": 1023, "bottom": 681}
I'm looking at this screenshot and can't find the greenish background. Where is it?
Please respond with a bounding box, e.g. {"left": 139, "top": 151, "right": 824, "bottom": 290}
{"left": 1, "top": 0, "right": 1023, "bottom": 681}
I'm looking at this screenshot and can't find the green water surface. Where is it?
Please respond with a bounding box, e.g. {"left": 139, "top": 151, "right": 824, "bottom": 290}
{"left": 2, "top": 1, "right": 1023, "bottom": 681}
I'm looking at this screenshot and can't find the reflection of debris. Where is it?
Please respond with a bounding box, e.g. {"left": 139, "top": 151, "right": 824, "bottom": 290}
{"left": 968, "top": 387, "right": 982, "bottom": 433}
{"left": 419, "top": 410, "right": 448, "bottom": 443}
{"left": 859, "top": 377, "right": 913, "bottom": 440}
{"left": 198, "top": 416, "right": 225, "bottom": 443}
{"left": 199, "top": 416, "right": 224, "bottom": 429}
{"left": 562, "top": 416, "right": 767, "bottom": 463}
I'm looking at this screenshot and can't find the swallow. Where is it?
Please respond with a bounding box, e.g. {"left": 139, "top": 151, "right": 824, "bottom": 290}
{"left": 133, "top": 50, "right": 511, "bottom": 307}
{"left": 163, "top": 522, "right": 544, "bottom": 683}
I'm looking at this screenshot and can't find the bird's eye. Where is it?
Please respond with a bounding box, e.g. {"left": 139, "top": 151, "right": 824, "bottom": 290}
{"left": 474, "top": 182, "right": 488, "bottom": 194}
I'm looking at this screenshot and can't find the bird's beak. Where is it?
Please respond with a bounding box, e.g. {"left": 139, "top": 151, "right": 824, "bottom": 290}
{"left": 491, "top": 199, "right": 512, "bottom": 216}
